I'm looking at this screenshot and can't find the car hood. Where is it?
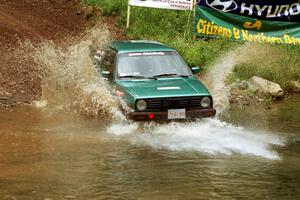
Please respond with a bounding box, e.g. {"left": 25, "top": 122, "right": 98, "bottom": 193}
{"left": 116, "top": 77, "right": 210, "bottom": 99}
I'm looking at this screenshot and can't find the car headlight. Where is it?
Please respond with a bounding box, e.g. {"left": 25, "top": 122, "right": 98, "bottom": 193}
{"left": 201, "top": 97, "right": 212, "bottom": 108}
{"left": 136, "top": 100, "right": 147, "bottom": 111}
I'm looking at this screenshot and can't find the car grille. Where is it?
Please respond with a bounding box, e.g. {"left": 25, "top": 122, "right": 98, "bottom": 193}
{"left": 145, "top": 96, "right": 208, "bottom": 111}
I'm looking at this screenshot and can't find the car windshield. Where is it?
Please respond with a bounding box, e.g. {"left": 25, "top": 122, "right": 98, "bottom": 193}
{"left": 117, "top": 51, "right": 192, "bottom": 79}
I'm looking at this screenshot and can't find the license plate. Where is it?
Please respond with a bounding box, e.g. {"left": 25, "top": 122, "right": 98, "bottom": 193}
{"left": 168, "top": 109, "right": 186, "bottom": 120}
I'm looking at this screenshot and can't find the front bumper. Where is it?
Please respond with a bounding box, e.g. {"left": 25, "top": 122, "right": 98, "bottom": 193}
{"left": 129, "top": 108, "right": 216, "bottom": 121}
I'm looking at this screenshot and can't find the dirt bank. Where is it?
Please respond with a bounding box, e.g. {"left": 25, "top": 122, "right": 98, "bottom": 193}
{"left": 0, "top": 0, "right": 94, "bottom": 108}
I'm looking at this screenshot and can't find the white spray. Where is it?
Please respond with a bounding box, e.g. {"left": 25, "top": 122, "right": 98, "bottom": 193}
{"left": 31, "top": 27, "right": 126, "bottom": 121}
{"left": 202, "top": 44, "right": 249, "bottom": 112}
{"left": 108, "top": 119, "right": 284, "bottom": 160}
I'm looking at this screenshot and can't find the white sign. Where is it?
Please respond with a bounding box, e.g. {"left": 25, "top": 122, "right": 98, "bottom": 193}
{"left": 129, "top": 0, "right": 193, "bottom": 11}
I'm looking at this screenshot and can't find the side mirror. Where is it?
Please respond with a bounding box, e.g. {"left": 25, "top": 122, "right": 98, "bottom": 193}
{"left": 191, "top": 66, "right": 201, "bottom": 74}
{"left": 101, "top": 70, "right": 111, "bottom": 78}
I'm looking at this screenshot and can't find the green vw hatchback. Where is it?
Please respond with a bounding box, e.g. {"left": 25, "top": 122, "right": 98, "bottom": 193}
{"left": 95, "top": 40, "right": 216, "bottom": 121}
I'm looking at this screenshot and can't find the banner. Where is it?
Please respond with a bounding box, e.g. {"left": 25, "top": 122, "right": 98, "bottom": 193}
{"left": 195, "top": 0, "right": 300, "bottom": 45}
{"left": 129, "top": 0, "right": 193, "bottom": 10}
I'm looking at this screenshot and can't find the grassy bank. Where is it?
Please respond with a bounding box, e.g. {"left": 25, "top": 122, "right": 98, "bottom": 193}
{"left": 229, "top": 44, "right": 300, "bottom": 89}
{"left": 84, "top": 0, "right": 300, "bottom": 90}
{"left": 83, "top": 0, "right": 236, "bottom": 72}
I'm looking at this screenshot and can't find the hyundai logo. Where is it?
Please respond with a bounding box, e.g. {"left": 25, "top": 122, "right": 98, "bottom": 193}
{"left": 206, "top": 0, "right": 238, "bottom": 12}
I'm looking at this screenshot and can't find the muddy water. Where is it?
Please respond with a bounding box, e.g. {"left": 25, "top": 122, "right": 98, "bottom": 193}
{"left": 0, "top": 97, "right": 299, "bottom": 200}
{"left": 1, "top": 35, "right": 300, "bottom": 199}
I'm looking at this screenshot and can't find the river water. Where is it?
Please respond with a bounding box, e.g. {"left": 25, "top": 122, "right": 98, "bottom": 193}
{"left": 0, "top": 96, "right": 299, "bottom": 200}
{"left": 1, "top": 31, "right": 299, "bottom": 199}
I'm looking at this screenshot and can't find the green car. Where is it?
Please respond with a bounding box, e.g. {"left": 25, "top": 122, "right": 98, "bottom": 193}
{"left": 96, "top": 40, "right": 216, "bottom": 121}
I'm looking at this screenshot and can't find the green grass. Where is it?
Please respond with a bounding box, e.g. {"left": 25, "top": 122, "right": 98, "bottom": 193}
{"left": 84, "top": 0, "right": 126, "bottom": 15}
{"left": 84, "top": 0, "right": 300, "bottom": 89}
{"left": 83, "top": 0, "right": 236, "bottom": 71}
{"left": 231, "top": 44, "right": 300, "bottom": 89}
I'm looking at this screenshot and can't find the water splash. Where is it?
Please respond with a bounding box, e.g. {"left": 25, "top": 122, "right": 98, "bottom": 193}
{"left": 203, "top": 43, "right": 256, "bottom": 113}
{"left": 107, "top": 122, "right": 139, "bottom": 136}
{"left": 108, "top": 119, "right": 284, "bottom": 160}
{"left": 30, "top": 27, "right": 126, "bottom": 121}
{"left": 15, "top": 29, "right": 284, "bottom": 160}
{"left": 104, "top": 43, "right": 285, "bottom": 160}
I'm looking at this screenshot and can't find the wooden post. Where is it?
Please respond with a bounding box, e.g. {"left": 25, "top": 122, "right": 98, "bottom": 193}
{"left": 183, "top": 10, "right": 192, "bottom": 40}
{"left": 184, "top": 0, "right": 196, "bottom": 40}
{"left": 126, "top": 4, "right": 131, "bottom": 28}
{"left": 193, "top": 0, "right": 197, "bottom": 40}
{"left": 193, "top": 0, "right": 196, "bottom": 19}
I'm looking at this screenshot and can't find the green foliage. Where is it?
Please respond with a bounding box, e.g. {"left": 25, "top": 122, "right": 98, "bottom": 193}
{"left": 83, "top": 0, "right": 299, "bottom": 86}
{"left": 83, "top": 0, "right": 235, "bottom": 71}
{"left": 84, "top": 0, "right": 126, "bottom": 15}
{"left": 162, "top": 38, "right": 235, "bottom": 71}
{"left": 119, "top": 6, "right": 236, "bottom": 69}
{"left": 232, "top": 44, "right": 300, "bottom": 89}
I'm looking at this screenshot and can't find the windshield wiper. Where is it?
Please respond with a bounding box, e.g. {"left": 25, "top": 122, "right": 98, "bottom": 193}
{"left": 152, "top": 73, "right": 190, "bottom": 79}
{"left": 119, "top": 75, "right": 154, "bottom": 79}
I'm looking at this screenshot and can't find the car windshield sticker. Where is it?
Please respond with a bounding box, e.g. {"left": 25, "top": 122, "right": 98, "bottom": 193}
{"left": 157, "top": 87, "right": 181, "bottom": 90}
{"left": 143, "top": 52, "right": 165, "bottom": 55}
{"left": 128, "top": 52, "right": 165, "bottom": 56}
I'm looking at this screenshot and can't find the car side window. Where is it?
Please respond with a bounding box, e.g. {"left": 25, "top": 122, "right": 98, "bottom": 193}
{"left": 101, "top": 49, "right": 116, "bottom": 73}
{"left": 94, "top": 48, "right": 116, "bottom": 79}
{"left": 93, "top": 49, "right": 116, "bottom": 71}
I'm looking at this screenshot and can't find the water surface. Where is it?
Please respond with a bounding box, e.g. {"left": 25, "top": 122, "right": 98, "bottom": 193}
{"left": 0, "top": 97, "right": 299, "bottom": 200}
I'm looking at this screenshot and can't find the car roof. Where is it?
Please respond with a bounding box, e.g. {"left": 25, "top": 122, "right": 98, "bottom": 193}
{"left": 109, "top": 40, "right": 176, "bottom": 54}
